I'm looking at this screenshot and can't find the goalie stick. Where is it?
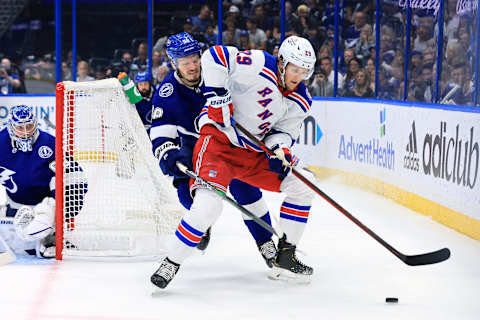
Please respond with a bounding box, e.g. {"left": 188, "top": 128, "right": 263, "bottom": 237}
{"left": 232, "top": 119, "right": 451, "bottom": 266}
{"left": 176, "top": 162, "right": 280, "bottom": 237}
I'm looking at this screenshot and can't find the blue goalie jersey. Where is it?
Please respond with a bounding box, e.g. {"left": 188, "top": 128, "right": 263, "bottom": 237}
{"left": 0, "top": 128, "right": 55, "bottom": 214}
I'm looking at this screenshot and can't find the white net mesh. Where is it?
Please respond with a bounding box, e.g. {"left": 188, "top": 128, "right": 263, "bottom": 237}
{"left": 59, "top": 79, "right": 185, "bottom": 259}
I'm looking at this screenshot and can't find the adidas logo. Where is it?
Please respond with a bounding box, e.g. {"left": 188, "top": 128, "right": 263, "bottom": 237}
{"left": 404, "top": 121, "right": 420, "bottom": 172}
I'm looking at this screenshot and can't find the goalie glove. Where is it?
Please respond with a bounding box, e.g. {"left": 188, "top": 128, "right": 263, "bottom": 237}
{"left": 205, "top": 88, "right": 234, "bottom": 128}
{"left": 14, "top": 197, "right": 55, "bottom": 242}
{"left": 118, "top": 72, "right": 143, "bottom": 105}
{"left": 267, "top": 144, "right": 299, "bottom": 180}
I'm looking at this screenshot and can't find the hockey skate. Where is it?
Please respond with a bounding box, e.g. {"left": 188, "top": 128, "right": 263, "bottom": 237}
{"left": 257, "top": 239, "right": 277, "bottom": 268}
{"left": 151, "top": 257, "right": 180, "bottom": 289}
{"left": 269, "top": 235, "right": 313, "bottom": 283}
{"left": 196, "top": 227, "right": 211, "bottom": 251}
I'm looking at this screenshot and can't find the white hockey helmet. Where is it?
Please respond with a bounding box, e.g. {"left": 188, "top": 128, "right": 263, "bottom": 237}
{"left": 278, "top": 36, "right": 316, "bottom": 81}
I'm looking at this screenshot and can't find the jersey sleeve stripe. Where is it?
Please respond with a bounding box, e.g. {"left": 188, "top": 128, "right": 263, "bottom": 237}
{"left": 211, "top": 46, "right": 229, "bottom": 69}
{"left": 291, "top": 91, "right": 311, "bottom": 109}
{"left": 149, "top": 124, "right": 179, "bottom": 141}
{"left": 259, "top": 71, "right": 277, "bottom": 87}
{"left": 262, "top": 67, "right": 278, "bottom": 82}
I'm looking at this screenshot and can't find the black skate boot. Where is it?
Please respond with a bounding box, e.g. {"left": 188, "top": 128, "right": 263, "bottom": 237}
{"left": 196, "top": 227, "right": 211, "bottom": 251}
{"left": 151, "top": 257, "right": 180, "bottom": 289}
{"left": 269, "top": 235, "right": 313, "bottom": 283}
{"left": 257, "top": 239, "right": 277, "bottom": 268}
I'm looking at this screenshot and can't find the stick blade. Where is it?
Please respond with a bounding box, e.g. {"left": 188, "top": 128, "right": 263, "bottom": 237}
{"left": 402, "top": 248, "right": 450, "bottom": 266}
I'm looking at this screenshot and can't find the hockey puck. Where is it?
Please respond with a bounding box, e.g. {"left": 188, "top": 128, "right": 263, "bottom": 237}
{"left": 385, "top": 297, "right": 399, "bottom": 303}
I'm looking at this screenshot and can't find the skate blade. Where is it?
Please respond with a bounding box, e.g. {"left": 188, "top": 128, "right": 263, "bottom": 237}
{"left": 268, "top": 266, "right": 312, "bottom": 284}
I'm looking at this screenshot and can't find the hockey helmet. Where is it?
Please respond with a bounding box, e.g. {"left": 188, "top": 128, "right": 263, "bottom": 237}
{"left": 166, "top": 32, "right": 201, "bottom": 65}
{"left": 135, "top": 71, "right": 152, "bottom": 83}
{"left": 278, "top": 36, "right": 316, "bottom": 81}
{"left": 7, "top": 104, "right": 39, "bottom": 153}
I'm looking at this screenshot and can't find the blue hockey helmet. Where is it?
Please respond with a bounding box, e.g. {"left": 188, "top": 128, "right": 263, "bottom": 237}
{"left": 7, "top": 104, "right": 39, "bottom": 153}
{"left": 135, "top": 71, "right": 152, "bottom": 83}
{"left": 166, "top": 32, "right": 201, "bottom": 65}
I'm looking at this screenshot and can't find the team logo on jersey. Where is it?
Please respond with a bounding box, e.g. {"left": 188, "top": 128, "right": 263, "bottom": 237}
{"left": 38, "top": 146, "right": 53, "bottom": 159}
{"left": 0, "top": 166, "right": 18, "bottom": 193}
{"left": 159, "top": 83, "right": 174, "bottom": 97}
{"left": 208, "top": 170, "right": 217, "bottom": 178}
{"left": 152, "top": 107, "right": 163, "bottom": 120}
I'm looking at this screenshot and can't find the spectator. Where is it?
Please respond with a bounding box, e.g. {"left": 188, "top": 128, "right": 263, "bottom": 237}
{"left": 413, "top": 17, "right": 435, "bottom": 52}
{"left": 226, "top": 5, "right": 245, "bottom": 29}
{"left": 366, "top": 57, "right": 375, "bottom": 75}
{"left": 344, "top": 11, "right": 368, "bottom": 48}
{"left": 76, "top": 61, "right": 94, "bottom": 82}
{"left": 183, "top": 17, "right": 194, "bottom": 34}
{"left": 266, "top": 27, "right": 282, "bottom": 54}
{"left": 238, "top": 30, "right": 253, "bottom": 51}
{"left": 441, "top": 62, "right": 474, "bottom": 105}
{"left": 343, "top": 57, "right": 362, "bottom": 91}
{"left": 320, "top": 56, "right": 345, "bottom": 90}
{"left": 354, "top": 24, "right": 375, "bottom": 61}
{"left": 252, "top": 4, "right": 274, "bottom": 36}
{"left": 0, "top": 58, "right": 21, "bottom": 94}
{"left": 344, "top": 69, "right": 373, "bottom": 98}
{"left": 222, "top": 16, "right": 241, "bottom": 46}
{"left": 317, "top": 44, "right": 332, "bottom": 61}
{"left": 204, "top": 24, "right": 218, "bottom": 46}
{"left": 94, "top": 66, "right": 106, "bottom": 80}
{"left": 191, "top": 4, "right": 213, "bottom": 34}
{"left": 309, "top": 68, "right": 333, "bottom": 97}
{"left": 131, "top": 41, "right": 149, "bottom": 78}
{"left": 377, "top": 66, "right": 397, "bottom": 100}
{"left": 246, "top": 17, "right": 267, "bottom": 50}
{"left": 339, "top": 48, "right": 355, "bottom": 75}
{"left": 62, "top": 61, "right": 72, "bottom": 81}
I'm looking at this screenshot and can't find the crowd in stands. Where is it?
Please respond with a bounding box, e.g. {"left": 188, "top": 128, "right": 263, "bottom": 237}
{"left": 0, "top": 0, "right": 478, "bottom": 106}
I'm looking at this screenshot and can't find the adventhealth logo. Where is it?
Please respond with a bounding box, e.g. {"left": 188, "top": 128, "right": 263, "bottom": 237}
{"left": 337, "top": 108, "right": 395, "bottom": 170}
{"left": 404, "top": 121, "right": 420, "bottom": 172}
{"left": 297, "top": 116, "right": 323, "bottom": 146}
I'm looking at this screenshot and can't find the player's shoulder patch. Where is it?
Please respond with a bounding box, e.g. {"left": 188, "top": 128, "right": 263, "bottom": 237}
{"left": 38, "top": 145, "right": 53, "bottom": 159}
{"left": 152, "top": 107, "right": 163, "bottom": 120}
{"left": 158, "top": 83, "right": 174, "bottom": 98}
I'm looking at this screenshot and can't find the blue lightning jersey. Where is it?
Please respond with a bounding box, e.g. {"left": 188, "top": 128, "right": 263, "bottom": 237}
{"left": 150, "top": 71, "right": 205, "bottom": 157}
{"left": 0, "top": 128, "right": 55, "bottom": 211}
{"left": 134, "top": 84, "right": 158, "bottom": 134}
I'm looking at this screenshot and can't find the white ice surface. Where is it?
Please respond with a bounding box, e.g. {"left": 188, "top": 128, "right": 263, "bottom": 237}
{"left": 0, "top": 176, "right": 479, "bottom": 320}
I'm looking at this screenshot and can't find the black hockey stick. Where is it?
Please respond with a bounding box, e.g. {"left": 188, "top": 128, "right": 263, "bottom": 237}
{"left": 232, "top": 119, "right": 450, "bottom": 266}
{"left": 176, "top": 162, "right": 280, "bottom": 237}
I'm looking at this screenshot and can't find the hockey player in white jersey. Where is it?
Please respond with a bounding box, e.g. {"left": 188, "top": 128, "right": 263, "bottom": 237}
{"left": 0, "top": 105, "right": 86, "bottom": 259}
{"left": 151, "top": 36, "right": 317, "bottom": 288}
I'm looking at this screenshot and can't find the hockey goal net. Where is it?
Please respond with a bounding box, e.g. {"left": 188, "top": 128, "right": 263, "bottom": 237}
{"left": 55, "top": 79, "right": 185, "bottom": 260}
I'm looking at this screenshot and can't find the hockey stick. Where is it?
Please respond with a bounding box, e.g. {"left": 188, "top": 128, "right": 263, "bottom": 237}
{"left": 43, "top": 116, "right": 56, "bottom": 130}
{"left": 176, "top": 162, "right": 280, "bottom": 237}
{"left": 232, "top": 119, "right": 450, "bottom": 266}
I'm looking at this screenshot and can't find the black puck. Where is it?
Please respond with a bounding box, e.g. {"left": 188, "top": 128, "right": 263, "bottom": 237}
{"left": 385, "top": 297, "right": 399, "bottom": 303}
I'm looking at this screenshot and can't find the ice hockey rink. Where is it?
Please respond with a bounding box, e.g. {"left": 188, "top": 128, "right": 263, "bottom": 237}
{"left": 1, "top": 175, "right": 479, "bottom": 320}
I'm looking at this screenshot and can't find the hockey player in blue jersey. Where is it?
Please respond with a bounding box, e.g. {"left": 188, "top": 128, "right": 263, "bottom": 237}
{"left": 118, "top": 71, "right": 157, "bottom": 134}
{"left": 0, "top": 105, "right": 86, "bottom": 258}
{"left": 148, "top": 32, "right": 277, "bottom": 264}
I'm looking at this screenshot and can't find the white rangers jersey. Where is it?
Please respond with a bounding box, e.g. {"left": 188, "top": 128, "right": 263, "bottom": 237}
{"left": 198, "top": 45, "right": 312, "bottom": 151}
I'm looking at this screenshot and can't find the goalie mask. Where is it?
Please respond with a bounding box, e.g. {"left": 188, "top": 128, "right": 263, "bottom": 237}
{"left": 278, "top": 36, "right": 316, "bottom": 87}
{"left": 7, "top": 105, "right": 39, "bottom": 153}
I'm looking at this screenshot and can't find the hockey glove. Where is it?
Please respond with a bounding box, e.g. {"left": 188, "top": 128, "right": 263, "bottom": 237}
{"left": 158, "top": 142, "right": 193, "bottom": 178}
{"left": 205, "top": 88, "right": 234, "bottom": 128}
{"left": 118, "top": 72, "right": 143, "bottom": 105}
{"left": 267, "top": 145, "right": 298, "bottom": 180}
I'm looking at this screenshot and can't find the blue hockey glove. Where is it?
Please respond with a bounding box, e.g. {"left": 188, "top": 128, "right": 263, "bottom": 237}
{"left": 267, "top": 144, "right": 298, "bottom": 180}
{"left": 159, "top": 143, "right": 192, "bottom": 178}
